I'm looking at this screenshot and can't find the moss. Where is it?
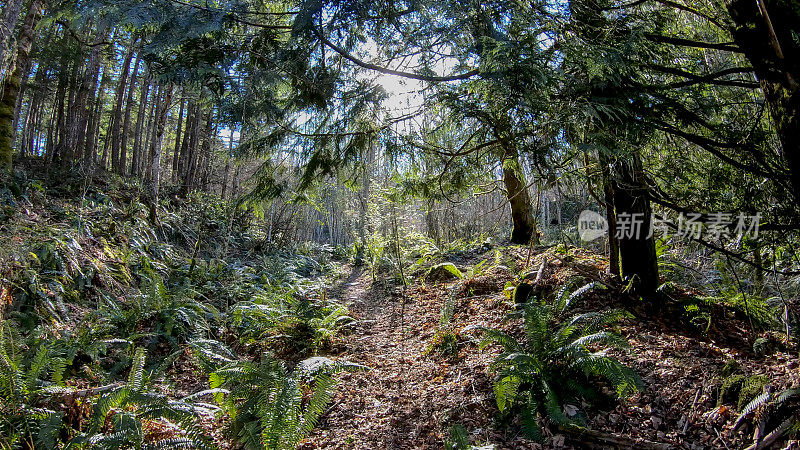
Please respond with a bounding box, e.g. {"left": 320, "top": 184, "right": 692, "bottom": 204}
{"left": 738, "top": 375, "right": 769, "bottom": 410}
{"left": 721, "top": 359, "right": 741, "bottom": 378}
{"left": 718, "top": 374, "right": 745, "bottom": 407}
{"left": 0, "top": 71, "right": 21, "bottom": 174}
{"left": 718, "top": 373, "right": 769, "bottom": 410}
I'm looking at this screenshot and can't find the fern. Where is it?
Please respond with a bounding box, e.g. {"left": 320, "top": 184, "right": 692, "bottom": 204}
{"left": 0, "top": 328, "right": 213, "bottom": 450}
{"left": 69, "top": 347, "right": 214, "bottom": 449}
{"left": 469, "top": 281, "right": 639, "bottom": 441}
{"left": 233, "top": 291, "right": 354, "bottom": 354}
{"left": 103, "top": 274, "right": 218, "bottom": 350}
{"left": 210, "top": 354, "right": 367, "bottom": 450}
{"left": 734, "top": 385, "right": 800, "bottom": 442}
{"left": 445, "top": 423, "right": 472, "bottom": 449}
{"left": 0, "top": 322, "right": 71, "bottom": 449}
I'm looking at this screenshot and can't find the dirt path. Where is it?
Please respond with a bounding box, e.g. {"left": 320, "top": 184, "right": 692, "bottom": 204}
{"left": 304, "top": 253, "right": 800, "bottom": 450}
{"left": 305, "top": 265, "right": 514, "bottom": 449}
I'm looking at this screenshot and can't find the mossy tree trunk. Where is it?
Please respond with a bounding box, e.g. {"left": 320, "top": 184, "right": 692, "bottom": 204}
{"left": 501, "top": 151, "right": 536, "bottom": 245}
{"left": 0, "top": 0, "right": 25, "bottom": 69}
{"left": 0, "top": 0, "right": 42, "bottom": 176}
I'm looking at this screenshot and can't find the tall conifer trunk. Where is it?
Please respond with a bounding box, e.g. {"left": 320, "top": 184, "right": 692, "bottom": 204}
{"left": 0, "top": 0, "right": 42, "bottom": 176}
{"left": 611, "top": 153, "right": 658, "bottom": 295}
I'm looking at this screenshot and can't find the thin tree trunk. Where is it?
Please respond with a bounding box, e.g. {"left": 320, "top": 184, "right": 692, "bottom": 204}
{"left": 74, "top": 24, "right": 108, "bottom": 167}
{"left": 200, "top": 116, "right": 215, "bottom": 189}
{"left": 177, "top": 99, "right": 196, "bottom": 185}
{"left": 221, "top": 127, "right": 233, "bottom": 198}
{"left": 137, "top": 82, "right": 157, "bottom": 178}
{"left": 357, "top": 141, "right": 374, "bottom": 260}
{"left": 120, "top": 52, "right": 141, "bottom": 175}
{"left": 131, "top": 72, "right": 150, "bottom": 177}
{"left": 171, "top": 94, "right": 185, "bottom": 182}
{"left": 85, "top": 61, "right": 110, "bottom": 163}
{"left": 231, "top": 158, "right": 241, "bottom": 199}
{"left": 182, "top": 104, "right": 204, "bottom": 195}
{"left": 147, "top": 84, "right": 173, "bottom": 222}
{"left": 109, "top": 42, "right": 135, "bottom": 174}
{"left": 599, "top": 150, "right": 621, "bottom": 276}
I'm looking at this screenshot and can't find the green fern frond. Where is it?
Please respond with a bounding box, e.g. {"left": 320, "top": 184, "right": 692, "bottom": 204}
{"left": 494, "top": 375, "right": 521, "bottom": 413}
{"left": 519, "top": 393, "right": 543, "bottom": 441}
{"left": 25, "top": 345, "right": 50, "bottom": 394}
{"left": 466, "top": 326, "right": 520, "bottom": 353}
{"left": 775, "top": 387, "right": 800, "bottom": 405}
{"left": 476, "top": 279, "right": 639, "bottom": 441}
{"left": 736, "top": 390, "right": 772, "bottom": 426}
{"left": 558, "top": 282, "right": 604, "bottom": 314}
{"left": 213, "top": 354, "right": 365, "bottom": 450}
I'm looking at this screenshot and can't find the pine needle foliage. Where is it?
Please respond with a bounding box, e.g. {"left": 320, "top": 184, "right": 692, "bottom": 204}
{"left": 468, "top": 280, "right": 640, "bottom": 440}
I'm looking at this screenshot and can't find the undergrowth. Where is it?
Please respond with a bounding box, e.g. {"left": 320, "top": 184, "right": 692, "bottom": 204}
{"left": 0, "top": 177, "right": 357, "bottom": 448}
{"left": 468, "top": 278, "right": 641, "bottom": 441}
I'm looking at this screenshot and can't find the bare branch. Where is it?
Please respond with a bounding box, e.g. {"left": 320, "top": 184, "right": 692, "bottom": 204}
{"left": 312, "top": 28, "right": 480, "bottom": 83}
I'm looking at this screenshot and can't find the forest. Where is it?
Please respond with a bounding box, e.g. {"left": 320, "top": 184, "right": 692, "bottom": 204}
{"left": 1, "top": 0, "right": 799, "bottom": 448}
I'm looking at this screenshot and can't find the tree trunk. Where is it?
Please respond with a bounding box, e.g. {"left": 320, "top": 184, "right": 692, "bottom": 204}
{"left": 181, "top": 102, "right": 202, "bottom": 196}
{"left": 357, "top": 141, "right": 374, "bottom": 259}
{"left": 502, "top": 152, "right": 536, "bottom": 244}
{"left": 171, "top": 94, "right": 185, "bottom": 182}
{"left": 221, "top": 127, "right": 233, "bottom": 198}
{"left": 0, "top": 0, "right": 25, "bottom": 71}
{"left": 599, "top": 150, "right": 621, "bottom": 276}
{"left": 85, "top": 61, "right": 110, "bottom": 163}
{"left": 199, "top": 115, "right": 215, "bottom": 190}
{"left": 21, "top": 60, "right": 48, "bottom": 157}
{"left": 136, "top": 82, "right": 158, "bottom": 178}
{"left": 0, "top": 0, "right": 42, "bottom": 176}
{"left": 611, "top": 152, "right": 658, "bottom": 296}
{"left": 110, "top": 42, "right": 135, "bottom": 174}
{"left": 120, "top": 52, "right": 141, "bottom": 174}
{"left": 73, "top": 24, "right": 108, "bottom": 167}
{"left": 131, "top": 73, "right": 151, "bottom": 177}
{"left": 726, "top": 0, "right": 800, "bottom": 201}
{"left": 147, "top": 84, "right": 173, "bottom": 222}
{"left": 177, "top": 99, "right": 195, "bottom": 186}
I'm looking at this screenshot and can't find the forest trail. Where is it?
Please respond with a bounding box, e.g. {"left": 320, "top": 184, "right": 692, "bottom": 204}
{"left": 304, "top": 253, "right": 800, "bottom": 450}
{"left": 306, "top": 264, "right": 510, "bottom": 449}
